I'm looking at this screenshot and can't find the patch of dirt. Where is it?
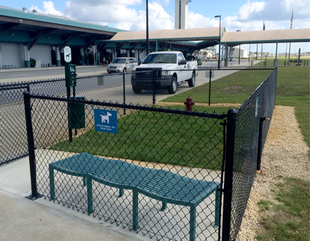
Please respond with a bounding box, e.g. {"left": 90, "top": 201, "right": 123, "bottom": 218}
{"left": 236, "top": 106, "right": 310, "bottom": 240}
{"left": 223, "top": 85, "right": 243, "bottom": 93}
{"left": 157, "top": 102, "right": 241, "bottom": 108}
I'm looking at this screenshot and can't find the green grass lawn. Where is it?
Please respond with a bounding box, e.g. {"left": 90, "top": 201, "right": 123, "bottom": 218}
{"left": 50, "top": 106, "right": 230, "bottom": 170}
{"left": 275, "top": 66, "right": 310, "bottom": 150}
{"left": 162, "top": 69, "right": 273, "bottom": 105}
{"left": 257, "top": 178, "right": 310, "bottom": 241}
{"left": 254, "top": 64, "right": 310, "bottom": 240}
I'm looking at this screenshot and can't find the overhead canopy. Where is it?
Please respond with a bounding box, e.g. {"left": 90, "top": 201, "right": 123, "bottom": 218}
{"left": 0, "top": 6, "right": 123, "bottom": 50}
{"left": 98, "top": 27, "right": 225, "bottom": 54}
{"left": 221, "top": 28, "right": 310, "bottom": 46}
{"left": 110, "top": 27, "right": 224, "bottom": 42}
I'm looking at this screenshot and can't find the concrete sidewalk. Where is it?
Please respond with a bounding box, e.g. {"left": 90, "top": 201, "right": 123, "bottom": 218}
{"left": 0, "top": 157, "right": 149, "bottom": 241}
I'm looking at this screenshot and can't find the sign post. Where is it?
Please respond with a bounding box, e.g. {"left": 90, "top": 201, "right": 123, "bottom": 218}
{"left": 64, "top": 46, "right": 73, "bottom": 141}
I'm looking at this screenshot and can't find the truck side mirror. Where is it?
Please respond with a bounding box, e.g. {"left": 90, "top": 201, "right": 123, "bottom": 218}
{"left": 178, "top": 60, "right": 187, "bottom": 65}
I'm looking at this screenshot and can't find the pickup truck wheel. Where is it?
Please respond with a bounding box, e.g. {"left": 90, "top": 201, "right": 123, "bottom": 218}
{"left": 168, "top": 76, "right": 177, "bottom": 94}
{"left": 188, "top": 72, "right": 196, "bottom": 87}
{"left": 132, "top": 86, "right": 142, "bottom": 94}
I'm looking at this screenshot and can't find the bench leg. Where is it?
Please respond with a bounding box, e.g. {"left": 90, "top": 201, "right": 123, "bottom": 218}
{"left": 49, "top": 166, "right": 55, "bottom": 200}
{"left": 161, "top": 201, "right": 167, "bottom": 211}
{"left": 119, "top": 188, "right": 124, "bottom": 198}
{"left": 86, "top": 176, "right": 93, "bottom": 214}
{"left": 189, "top": 206, "right": 196, "bottom": 241}
{"left": 214, "top": 189, "right": 220, "bottom": 227}
{"left": 133, "top": 189, "right": 139, "bottom": 231}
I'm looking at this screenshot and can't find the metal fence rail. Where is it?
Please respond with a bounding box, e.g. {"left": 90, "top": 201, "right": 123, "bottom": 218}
{"left": 24, "top": 93, "right": 226, "bottom": 241}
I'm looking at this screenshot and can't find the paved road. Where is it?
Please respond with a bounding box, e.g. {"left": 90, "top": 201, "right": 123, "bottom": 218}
{"left": 0, "top": 66, "right": 108, "bottom": 84}
{"left": 0, "top": 59, "right": 252, "bottom": 84}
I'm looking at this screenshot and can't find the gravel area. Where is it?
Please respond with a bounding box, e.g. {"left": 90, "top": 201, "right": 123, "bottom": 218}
{"left": 237, "top": 105, "right": 310, "bottom": 240}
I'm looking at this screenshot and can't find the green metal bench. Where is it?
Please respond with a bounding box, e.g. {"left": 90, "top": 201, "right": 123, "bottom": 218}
{"left": 49, "top": 152, "right": 220, "bottom": 241}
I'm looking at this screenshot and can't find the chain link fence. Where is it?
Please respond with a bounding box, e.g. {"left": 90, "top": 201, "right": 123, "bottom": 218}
{"left": 1, "top": 67, "right": 277, "bottom": 241}
{"left": 160, "top": 68, "right": 275, "bottom": 106}
{"left": 0, "top": 84, "right": 29, "bottom": 164}
{"left": 24, "top": 94, "right": 225, "bottom": 241}
{"left": 228, "top": 68, "right": 277, "bottom": 240}
{"left": 1, "top": 68, "right": 273, "bottom": 166}
{"left": 0, "top": 73, "right": 153, "bottom": 166}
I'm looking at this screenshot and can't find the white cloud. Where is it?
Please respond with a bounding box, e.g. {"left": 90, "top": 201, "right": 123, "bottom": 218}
{"left": 187, "top": 12, "right": 215, "bottom": 29}
{"left": 30, "top": 1, "right": 63, "bottom": 16}
{"left": 68, "top": 0, "right": 141, "bottom": 6}
{"left": 148, "top": 2, "right": 173, "bottom": 30}
{"left": 238, "top": 1, "right": 265, "bottom": 21}
{"left": 64, "top": 1, "right": 173, "bottom": 31}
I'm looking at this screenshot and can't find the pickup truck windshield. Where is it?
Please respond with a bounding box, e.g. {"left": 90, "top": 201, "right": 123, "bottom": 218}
{"left": 112, "top": 59, "right": 126, "bottom": 64}
{"left": 142, "top": 54, "right": 177, "bottom": 64}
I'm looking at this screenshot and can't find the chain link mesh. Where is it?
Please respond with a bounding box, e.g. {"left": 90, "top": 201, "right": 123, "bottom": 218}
{"left": 1, "top": 68, "right": 277, "bottom": 241}
{"left": 229, "top": 68, "right": 277, "bottom": 239}
{"left": 0, "top": 86, "right": 29, "bottom": 164}
{"left": 29, "top": 96, "right": 225, "bottom": 241}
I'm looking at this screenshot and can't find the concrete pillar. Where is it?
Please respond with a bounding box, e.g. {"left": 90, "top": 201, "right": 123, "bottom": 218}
{"left": 0, "top": 45, "right": 2, "bottom": 69}
{"left": 80, "top": 48, "right": 85, "bottom": 65}
{"left": 224, "top": 45, "right": 228, "bottom": 67}
{"left": 56, "top": 46, "right": 61, "bottom": 66}
{"left": 92, "top": 45, "right": 97, "bottom": 66}
{"left": 114, "top": 44, "right": 117, "bottom": 59}
{"left": 24, "top": 45, "right": 30, "bottom": 68}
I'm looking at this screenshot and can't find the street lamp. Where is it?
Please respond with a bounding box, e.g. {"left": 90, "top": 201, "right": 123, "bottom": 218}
{"left": 214, "top": 15, "right": 221, "bottom": 69}
{"left": 146, "top": 0, "right": 149, "bottom": 55}
{"left": 236, "top": 30, "right": 241, "bottom": 64}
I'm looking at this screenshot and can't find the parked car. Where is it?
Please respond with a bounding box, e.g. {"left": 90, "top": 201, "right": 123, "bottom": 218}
{"left": 107, "top": 57, "right": 138, "bottom": 74}
{"left": 131, "top": 51, "right": 198, "bottom": 94}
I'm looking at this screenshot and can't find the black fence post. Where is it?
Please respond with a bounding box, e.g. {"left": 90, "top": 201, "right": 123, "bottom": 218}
{"left": 209, "top": 69, "right": 212, "bottom": 106}
{"left": 23, "top": 91, "right": 39, "bottom": 200}
{"left": 152, "top": 69, "right": 156, "bottom": 105}
{"left": 222, "top": 108, "right": 237, "bottom": 241}
{"left": 123, "top": 72, "right": 126, "bottom": 115}
{"left": 257, "top": 117, "right": 270, "bottom": 170}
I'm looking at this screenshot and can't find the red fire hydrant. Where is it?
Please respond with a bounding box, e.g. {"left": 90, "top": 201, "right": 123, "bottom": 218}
{"left": 184, "top": 96, "right": 195, "bottom": 111}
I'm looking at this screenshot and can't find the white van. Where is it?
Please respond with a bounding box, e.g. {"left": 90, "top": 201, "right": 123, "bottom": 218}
{"left": 107, "top": 57, "right": 138, "bottom": 74}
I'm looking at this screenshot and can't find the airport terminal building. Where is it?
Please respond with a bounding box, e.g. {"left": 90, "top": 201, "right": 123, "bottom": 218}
{"left": 0, "top": 5, "right": 309, "bottom": 69}
{"left": 0, "top": 6, "right": 126, "bottom": 68}
{"left": 0, "top": 6, "right": 225, "bottom": 68}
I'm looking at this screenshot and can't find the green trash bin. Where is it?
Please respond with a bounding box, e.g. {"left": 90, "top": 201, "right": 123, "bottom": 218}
{"left": 68, "top": 96, "right": 85, "bottom": 129}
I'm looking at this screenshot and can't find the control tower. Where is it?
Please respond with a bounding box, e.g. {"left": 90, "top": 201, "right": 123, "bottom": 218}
{"left": 175, "top": 0, "right": 191, "bottom": 29}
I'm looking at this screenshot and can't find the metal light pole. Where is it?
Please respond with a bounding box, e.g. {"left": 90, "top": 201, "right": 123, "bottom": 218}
{"left": 214, "top": 15, "right": 221, "bottom": 69}
{"left": 146, "top": 0, "right": 149, "bottom": 55}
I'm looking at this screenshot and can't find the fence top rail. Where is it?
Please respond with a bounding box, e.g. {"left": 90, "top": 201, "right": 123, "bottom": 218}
{"left": 198, "top": 67, "right": 276, "bottom": 71}
{"left": 0, "top": 85, "right": 29, "bottom": 91}
{"left": 0, "top": 78, "right": 66, "bottom": 87}
{"left": 24, "top": 92, "right": 227, "bottom": 119}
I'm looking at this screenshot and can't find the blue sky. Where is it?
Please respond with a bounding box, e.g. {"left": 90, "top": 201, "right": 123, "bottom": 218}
{"left": 1, "top": 0, "right": 309, "bottom": 52}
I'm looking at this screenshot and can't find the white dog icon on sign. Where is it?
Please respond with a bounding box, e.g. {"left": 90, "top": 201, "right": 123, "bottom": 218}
{"left": 100, "top": 112, "right": 112, "bottom": 124}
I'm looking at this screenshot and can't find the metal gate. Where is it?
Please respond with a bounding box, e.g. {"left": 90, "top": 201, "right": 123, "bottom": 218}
{"left": 0, "top": 84, "right": 29, "bottom": 165}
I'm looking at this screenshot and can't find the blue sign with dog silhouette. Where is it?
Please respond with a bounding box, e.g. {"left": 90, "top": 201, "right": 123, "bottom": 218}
{"left": 94, "top": 109, "right": 118, "bottom": 134}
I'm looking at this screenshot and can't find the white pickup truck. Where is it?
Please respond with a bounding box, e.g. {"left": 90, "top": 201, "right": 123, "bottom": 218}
{"left": 131, "top": 51, "right": 198, "bottom": 94}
